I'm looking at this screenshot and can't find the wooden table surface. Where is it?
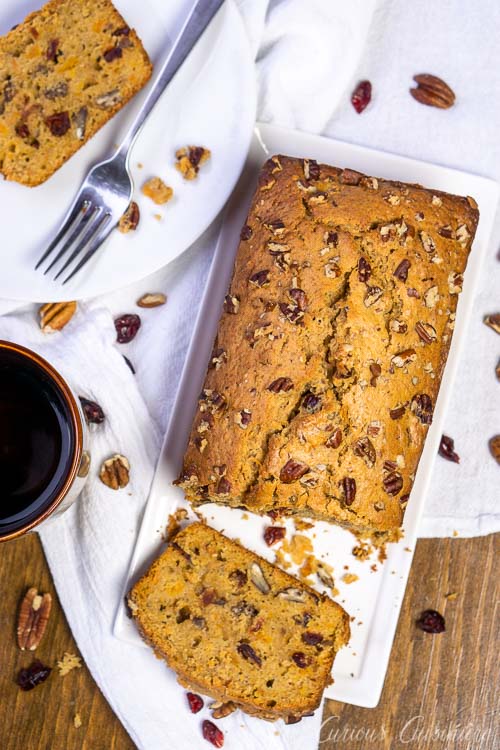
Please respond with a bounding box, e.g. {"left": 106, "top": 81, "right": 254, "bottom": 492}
{"left": 0, "top": 533, "right": 497, "bottom": 750}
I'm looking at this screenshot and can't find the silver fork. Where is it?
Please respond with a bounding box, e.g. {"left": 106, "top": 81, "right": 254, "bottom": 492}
{"left": 36, "top": 0, "right": 225, "bottom": 285}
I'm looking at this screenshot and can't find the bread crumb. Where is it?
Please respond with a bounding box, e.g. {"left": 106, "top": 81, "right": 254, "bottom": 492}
{"left": 175, "top": 146, "right": 211, "bottom": 180}
{"left": 445, "top": 591, "right": 459, "bottom": 601}
{"left": 241, "top": 513, "right": 249, "bottom": 520}
{"left": 153, "top": 213, "right": 163, "bottom": 221}
{"left": 342, "top": 573, "right": 359, "bottom": 584}
{"left": 352, "top": 541, "right": 373, "bottom": 561}
{"left": 73, "top": 714, "right": 82, "bottom": 729}
{"left": 453, "top": 530, "right": 459, "bottom": 537}
{"left": 280, "top": 534, "right": 313, "bottom": 565}
{"left": 293, "top": 518, "right": 315, "bottom": 531}
{"left": 142, "top": 177, "right": 173, "bottom": 205}
{"left": 274, "top": 549, "right": 291, "bottom": 570}
{"left": 57, "top": 652, "right": 82, "bottom": 676}
{"left": 164, "top": 508, "right": 189, "bottom": 541}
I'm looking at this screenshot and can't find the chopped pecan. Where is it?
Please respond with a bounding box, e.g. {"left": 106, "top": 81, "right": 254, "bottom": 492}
{"left": 358, "top": 257, "right": 371, "bottom": 283}
{"left": 391, "top": 349, "right": 417, "bottom": 368}
{"left": 72, "top": 107, "right": 88, "bottom": 140}
{"left": 249, "top": 562, "right": 270, "bottom": 594}
{"left": 137, "top": 292, "right": 166, "bottom": 308}
{"left": 240, "top": 224, "right": 252, "bottom": 240}
{"left": 249, "top": 269, "right": 270, "bottom": 287}
{"left": 17, "top": 588, "right": 52, "bottom": 651}
{"left": 103, "top": 46, "right": 123, "bottom": 63}
{"left": 353, "top": 437, "right": 376, "bottom": 467}
{"left": 489, "top": 435, "right": 500, "bottom": 465}
{"left": 394, "top": 259, "right": 411, "bottom": 281}
{"left": 390, "top": 404, "right": 406, "bottom": 420}
{"left": 325, "top": 428, "right": 342, "bottom": 448}
{"left": 118, "top": 202, "right": 140, "bottom": 233}
{"left": 411, "top": 394, "right": 433, "bottom": 424}
{"left": 211, "top": 701, "right": 237, "bottom": 719}
{"left": 364, "top": 286, "right": 383, "bottom": 307}
{"left": 370, "top": 363, "right": 382, "bottom": 386}
{"left": 267, "top": 377, "right": 293, "bottom": 393}
{"left": 223, "top": 295, "right": 239, "bottom": 314}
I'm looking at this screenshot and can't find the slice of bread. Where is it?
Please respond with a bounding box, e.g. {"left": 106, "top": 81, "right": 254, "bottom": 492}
{"left": 128, "top": 523, "right": 350, "bottom": 722}
{"left": 0, "top": 0, "right": 152, "bottom": 186}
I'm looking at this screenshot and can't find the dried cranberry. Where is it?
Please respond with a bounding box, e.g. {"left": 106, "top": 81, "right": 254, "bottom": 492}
{"left": 416, "top": 609, "right": 445, "bottom": 634}
{"left": 438, "top": 435, "right": 460, "bottom": 463}
{"left": 103, "top": 46, "right": 123, "bottom": 63}
{"left": 229, "top": 569, "right": 247, "bottom": 587}
{"left": 79, "top": 397, "right": 105, "bottom": 424}
{"left": 202, "top": 720, "right": 224, "bottom": 748}
{"left": 112, "top": 26, "right": 130, "bottom": 36}
{"left": 263, "top": 526, "right": 286, "bottom": 546}
{"left": 17, "top": 661, "right": 52, "bottom": 691}
{"left": 237, "top": 641, "right": 262, "bottom": 667}
{"left": 45, "top": 111, "right": 70, "bottom": 136}
{"left": 186, "top": 691, "right": 204, "bottom": 713}
{"left": 301, "top": 632, "right": 324, "bottom": 646}
{"left": 292, "top": 652, "right": 309, "bottom": 668}
{"left": 15, "top": 122, "right": 30, "bottom": 138}
{"left": 302, "top": 392, "right": 322, "bottom": 413}
{"left": 351, "top": 80, "right": 372, "bottom": 114}
{"left": 240, "top": 224, "right": 252, "bottom": 240}
{"left": 115, "top": 314, "right": 141, "bottom": 343}
{"left": 46, "top": 38, "right": 61, "bottom": 63}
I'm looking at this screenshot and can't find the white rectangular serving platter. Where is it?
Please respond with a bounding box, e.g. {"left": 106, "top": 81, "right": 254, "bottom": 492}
{"left": 114, "top": 123, "right": 499, "bottom": 708}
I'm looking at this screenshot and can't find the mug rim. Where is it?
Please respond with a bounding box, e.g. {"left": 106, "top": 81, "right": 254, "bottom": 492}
{"left": 0, "top": 340, "right": 83, "bottom": 541}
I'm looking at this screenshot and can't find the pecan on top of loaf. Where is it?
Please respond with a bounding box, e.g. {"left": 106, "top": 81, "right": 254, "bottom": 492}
{"left": 177, "top": 155, "right": 479, "bottom": 536}
{"left": 0, "top": 0, "right": 152, "bottom": 186}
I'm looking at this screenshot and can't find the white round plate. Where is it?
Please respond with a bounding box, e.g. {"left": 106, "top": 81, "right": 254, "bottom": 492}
{"left": 0, "top": 0, "right": 256, "bottom": 302}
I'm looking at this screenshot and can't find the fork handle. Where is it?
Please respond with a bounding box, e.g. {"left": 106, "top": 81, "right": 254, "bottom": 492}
{"left": 116, "top": 0, "right": 225, "bottom": 159}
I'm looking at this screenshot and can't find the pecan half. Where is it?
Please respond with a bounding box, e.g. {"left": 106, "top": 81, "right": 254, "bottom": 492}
{"left": 341, "top": 477, "right": 356, "bottom": 505}
{"left": 99, "top": 454, "right": 130, "bottom": 489}
{"left": 17, "top": 588, "right": 52, "bottom": 651}
{"left": 415, "top": 321, "right": 437, "bottom": 344}
{"left": 383, "top": 471, "right": 404, "bottom": 496}
{"left": 280, "top": 459, "right": 310, "bottom": 483}
{"left": 410, "top": 74, "right": 455, "bottom": 109}
{"left": 39, "top": 301, "right": 77, "bottom": 332}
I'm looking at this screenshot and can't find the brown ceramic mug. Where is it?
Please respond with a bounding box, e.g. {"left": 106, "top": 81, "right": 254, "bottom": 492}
{"left": 0, "top": 340, "right": 90, "bottom": 541}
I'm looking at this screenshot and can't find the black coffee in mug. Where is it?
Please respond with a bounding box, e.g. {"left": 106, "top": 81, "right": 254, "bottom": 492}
{"left": 0, "top": 346, "right": 76, "bottom": 537}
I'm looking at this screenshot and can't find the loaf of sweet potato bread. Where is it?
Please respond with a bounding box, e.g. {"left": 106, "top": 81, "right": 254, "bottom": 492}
{"left": 0, "top": 0, "right": 152, "bottom": 186}
{"left": 128, "top": 523, "right": 350, "bottom": 722}
{"left": 177, "top": 156, "right": 479, "bottom": 535}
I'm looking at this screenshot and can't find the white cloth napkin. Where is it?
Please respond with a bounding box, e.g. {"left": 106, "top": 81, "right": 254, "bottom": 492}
{"left": 1, "top": 0, "right": 499, "bottom": 748}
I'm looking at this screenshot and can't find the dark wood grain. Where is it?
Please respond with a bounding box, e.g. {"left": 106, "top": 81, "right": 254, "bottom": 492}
{"left": 0, "top": 533, "right": 497, "bottom": 750}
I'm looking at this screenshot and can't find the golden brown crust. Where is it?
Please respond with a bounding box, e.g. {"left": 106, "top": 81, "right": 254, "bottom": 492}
{"left": 0, "top": 0, "right": 152, "bottom": 186}
{"left": 177, "top": 156, "right": 479, "bottom": 533}
{"left": 128, "top": 523, "right": 350, "bottom": 720}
